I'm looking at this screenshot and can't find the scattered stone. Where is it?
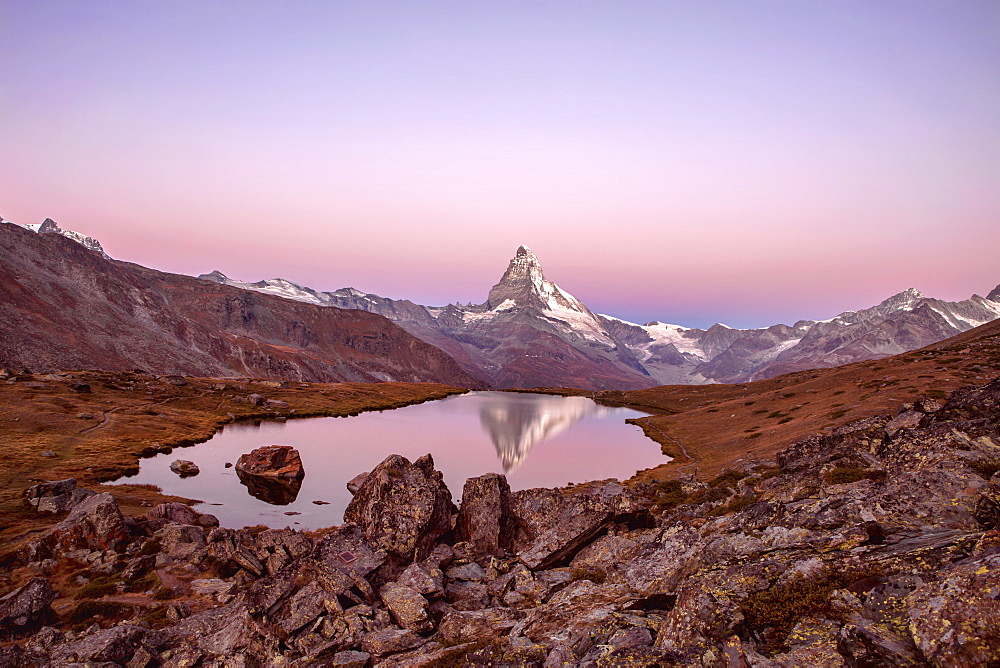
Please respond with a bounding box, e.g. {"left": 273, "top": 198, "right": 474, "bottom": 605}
{"left": 38, "top": 451, "right": 56, "bottom": 458}
{"left": 360, "top": 628, "right": 426, "bottom": 656}
{"left": 67, "top": 381, "right": 91, "bottom": 393}
{"left": 24, "top": 479, "right": 96, "bottom": 515}
{"left": 312, "top": 499, "right": 330, "bottom": 505}
{"left": 75, "top": 412, "right": 94, "bottom": 420}
{"left": 247, "top": 393, "right": 265, "bottom": 406}
{"left": 145, "top": 502, "right": 219, "bottom": 528}
{"left": 169, "top": 460, "right": 200, "bottom": 477}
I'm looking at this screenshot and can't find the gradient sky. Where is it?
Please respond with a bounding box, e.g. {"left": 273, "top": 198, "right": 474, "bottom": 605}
{"left": 2, "top": 1, "right": 998, "bottom": 329}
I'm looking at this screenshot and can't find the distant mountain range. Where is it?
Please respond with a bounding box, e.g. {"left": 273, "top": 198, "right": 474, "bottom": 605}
{"left": 200, "top": 246, "right": 1000, "bottom": 389}
{"left": 5, "top": 216, "right": 999, "bottom": 390}
{"left": 0, "top": 221, "right": 479, "bottom": 386}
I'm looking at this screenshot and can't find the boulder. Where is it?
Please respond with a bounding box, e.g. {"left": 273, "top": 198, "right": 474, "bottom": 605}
{"left": 169, "top": 460, "right": 200, "bottom": 477}
{"left": 0, "top": 578, "right": 56, "bottom": 637}
{"left": 454, "top": 472, "right": 517, "bottom": 555}
{"left": 343, "top": 454, "right": 455, "bottom": 562}
{"left": 235, "top": 445, "right": 305, "bottom": 481}
{"left": 360, "top": 628, "right": 426, "bottom": 656}
{"left": 49, "top": 624, "right": 147, "bottom": 665}
{"left": 145, "top": 502, "right": 219, "bottom": 528}
{"left": 380, "top": 582, "right": 433, "bottom": 632}
{"left": 23, "top": 479, "right": 95, "bottom": 515}
{"left": 28, "top": 492, "right": 133, "bottom": 558}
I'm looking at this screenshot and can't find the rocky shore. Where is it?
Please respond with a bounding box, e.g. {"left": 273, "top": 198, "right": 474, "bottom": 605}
{"left": 2, "top": 378, "right": 1000, "bottom": 666}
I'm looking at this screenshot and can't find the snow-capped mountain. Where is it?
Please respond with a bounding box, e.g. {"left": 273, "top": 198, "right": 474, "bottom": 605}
{"left": 201, "top": 247, "right": 1000, "bottom": 388}
{"left": 5, "top": 216, "right": 110, "bottom": 258}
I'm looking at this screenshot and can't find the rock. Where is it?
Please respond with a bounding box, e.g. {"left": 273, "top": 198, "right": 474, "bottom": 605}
{"left": 235, "top": 445, "right": 305, "bottom": 481}
{"left": 514, "top": 579, "right": 635, "bottom": 646}
{"left": 346, "top": 472, "right": 369, "bottom": 495}
{"left": 445, "top": 580, "right": 490, "bottom": 611}
{"left": 169, "top": 460, "right": 200, "bottom": 477}
{"left": 38, "top": 451, "right": 56, "bottom": 458}
{"left": 437, "top": 608, "right": 518, "bottom": 644}
{"left": 0, "top": 577, "right": 55, "bottom": 636}
{"left": 454, "top": 472, "right": 517, "bottom": 555}
{"left": 163, "top": 375, "right": 187, "bottom": 386}
{"left": 380, "top": 583, "right": 432, "bottom": 632}
{"left": 247, "top": 393, "right": 265, "bottom": 406}
{"left": 518, "top": 507, "right": 611, "bottom": 571}
{"left": 343, "top": 454, "right": 455, "bottom": 562}
{"left": 28, "top": 492, "right": 133, "bottom": 559}
{"left": 156, "top": 524, "right": 207, "bottom": 562}
{"left": 235, "top": 445, "right": 305, "bottom": 504}
{"left": 75, "top": 412, "right": 94, "bottom": 419}
{"left": 360, "top": 628, "right": 426, "bottom": 655}
{"left": 397, "top": 562, "right": 444, "bottom": 596}
{"left": 145, "top": 502, "right": 219, "bottom": 528}
{"left": 50, "top": 624, "right": 147, "bottom": 665}
{"left": 326, "top": 650, "right": 372, "bottom": 667}
{"left": 446, "top": 562, "right": 486, "bottom": 581}
{"left": 906, "top": 551, "right": 1000, "bottom": 665}
{"left": 23, "top": 478, "right": 96, "bottom": 515}
{"left": 68, "top": 381, "right": 91, "bottom": 393}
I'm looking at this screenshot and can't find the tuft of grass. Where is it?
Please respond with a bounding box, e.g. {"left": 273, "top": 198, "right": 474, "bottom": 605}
{"left": 152, "top": 586, "right": 175, "bottom": 601}
{"left": 824, "top": 467, "right": 885, "bottom": 485}
{"left": 708, "top": 493, "right": 759, "bottom": 516}
{"left": 74, "top": 575, "right": 120, "bottom": 599}
{"left": 69, "top": 600, "right": 137, "bottom": 626}
{"left": 709, "top": 469, "right": 747, "bottom": 489}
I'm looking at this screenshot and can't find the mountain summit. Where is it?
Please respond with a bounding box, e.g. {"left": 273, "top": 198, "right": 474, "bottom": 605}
{"left": 486, "top": 245, "right": 590, "bottom": 319}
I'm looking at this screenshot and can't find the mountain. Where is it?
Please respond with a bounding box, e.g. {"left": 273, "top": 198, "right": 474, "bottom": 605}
{"left": 203, "top": 246, "right": 656, "bottom": 390}
{"left": 0, "top": 222, "right": 480, "bottom": 387}
{"left": 4, "top": 216, "right": 111, "bottom": 259}
{"left": 202, "top": 248, "right": 1000, "bottom": 388}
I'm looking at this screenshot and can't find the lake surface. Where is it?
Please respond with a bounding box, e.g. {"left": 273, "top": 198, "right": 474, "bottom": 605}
{"left": 112, "top": 391, "right": 663, "bottom": 529}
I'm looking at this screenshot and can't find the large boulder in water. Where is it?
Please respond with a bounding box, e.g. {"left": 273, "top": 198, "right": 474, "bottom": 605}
{"left": 235, "top": 445, "right": 305, "bottom": 505}
{"left": 235, "top": 445, "right": 305, "bottom": 481}
{"left": 343, "top": 454, "right": 455, "bottom": 562}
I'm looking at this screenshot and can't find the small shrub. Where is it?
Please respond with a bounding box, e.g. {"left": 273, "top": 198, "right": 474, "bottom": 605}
{"left": 74, "top": 577, "right": 119, "bottom": 599}
{"left": 708, "top": 493, "right": 759, "bottom": 516}
{"left": 741, "top": 563, "right": 883, "bottom": 654}
{"left": 687, "top": 485, "right": 732, "bottom": 505}
{"left": 653, "top": 479, "right": 686, "bottom": 512}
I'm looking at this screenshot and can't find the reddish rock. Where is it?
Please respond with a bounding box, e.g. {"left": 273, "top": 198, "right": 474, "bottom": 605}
{"left": 235, "top": 445, "right": 305, "bottom": 481}
{"left": 454, "top": 472, "right": 516, "bottom": 555}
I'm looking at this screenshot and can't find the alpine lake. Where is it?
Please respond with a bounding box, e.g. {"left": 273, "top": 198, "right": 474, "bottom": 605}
{"left": 111, "top": 391, "right": 665, "bottom": 529}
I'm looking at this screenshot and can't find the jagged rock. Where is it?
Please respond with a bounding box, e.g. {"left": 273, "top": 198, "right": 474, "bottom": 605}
{"left": 906, "top": 551, "right": 1000, "bottom": 665}
{"left": 379, "top": 583, "right": 432, "bottom": 632}
{"left": 436, "top": 608, "right": 518, "bottom": 644}
{"left": 445, "top": 580, "right": 490, "bottom": 611}
{"left": 518, "top": 507, "right": 610, "bottom": 571}
{"left": 247, "top": 393, "right": 265, "bottom": 406}
{"left": 144, "top": 502, "right": 219, "bottom": 528}
{"left": 837, "top": 620, "right": 924, "bottom": 667}
{"left": 454, "top": 472, "right": 517, "bottom": 555}
{"left": 27, "top": 492, "right": 133, "bottom": 559}
{"left": 654, "top": 581, "right": 744, "bottom": 661}
{"left": 49, "top": 624, "right": 147, "bottom": 665}
{"left": 446, "top": 561, "right": 486, "bottom": 581}
{"left": 396, "top": 562, "right": 444, "bottom": 596}
{"left": 975, "top": 475, "right": 1000, "bottom": 528}
{"left": 169, "top": 459, "right": 200, "bottom": 476}
{"left": 235, "top": 445, "right": 305, "bottom": 481}
{"left": 360, "top": 628, "right": 426, "bottom": 655}
{"left": 326, "top": 650, "right": 372, "bottom": 667}
{"left": 346, "top": 472, "right": 369, "bottom": 495}
{"left": 513, "top": 580, "right": 635, "bottom": 646}
{"left": 343, "top": 454, "right": 455, "bottom": 562}
{"left": 23, "top": 478, "right": 95, "bottom": 514}
{"left": 156, "top": 523, "right": 207, "bottom": 562}
{"left": 0, "top": 577, "right": 55, "bottom": 636}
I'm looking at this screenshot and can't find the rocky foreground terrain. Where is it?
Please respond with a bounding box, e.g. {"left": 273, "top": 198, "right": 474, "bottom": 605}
{"left": 2, "top": 378, "right": 1000, "bottom": 666}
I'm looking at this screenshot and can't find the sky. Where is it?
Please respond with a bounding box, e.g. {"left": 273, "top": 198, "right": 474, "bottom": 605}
{"left": 1, "top": 1, "right": 998, "bottom": 329}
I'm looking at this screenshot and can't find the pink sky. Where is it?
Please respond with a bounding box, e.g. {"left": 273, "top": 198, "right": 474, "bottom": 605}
{"left": 2, "top": 1, "right": 998, "bottom": 328}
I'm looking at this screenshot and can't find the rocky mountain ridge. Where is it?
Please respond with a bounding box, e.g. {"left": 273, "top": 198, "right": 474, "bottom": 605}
{"left": 3, "top": 216, "right": 110, "bottom": 259}
{"left": 0, "top": 223, "right": 479, "bottom": 387}
{"left": 202, "top": 248, "right": 1000, "bottom": 389}
{"left": 3, "top": 376, "right": 1000, "bottom": 665}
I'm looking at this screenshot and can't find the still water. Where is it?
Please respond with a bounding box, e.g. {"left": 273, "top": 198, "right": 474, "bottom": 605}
{"left": 112, "top": 392, "right": 663, "bottom": 529}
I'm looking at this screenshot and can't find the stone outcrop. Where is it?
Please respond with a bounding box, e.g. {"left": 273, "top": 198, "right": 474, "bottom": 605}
{"left": 5, "top": 377, "right": 1000, "bottom": 665}
{"left": 0, "top": 578, "right": 55, "bottom": 637}
{"left": 23, "top": 478, "right": 95, "bottom": 515}
{"left": 343, "top": 454, "right": 455, "bottom": 562}
{"left": 235, "top": 445, "right": 305, "bottom": 480}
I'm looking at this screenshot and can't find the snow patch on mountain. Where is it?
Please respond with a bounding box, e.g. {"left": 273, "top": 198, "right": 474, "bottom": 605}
{"left": 7, "top": 217, "right": 110, "bottom": 258}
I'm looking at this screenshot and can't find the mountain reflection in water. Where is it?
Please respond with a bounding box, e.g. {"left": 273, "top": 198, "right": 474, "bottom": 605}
{"left": 479, "top": 394, "right": 614, "bottom": 472}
